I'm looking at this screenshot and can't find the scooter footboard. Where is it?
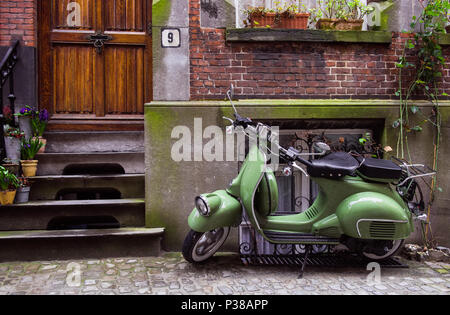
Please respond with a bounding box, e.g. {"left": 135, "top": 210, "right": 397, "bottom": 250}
{"left": 335, "top": 192, "right": 413, "bottom": 240}
{"left": 188, "top": 190, "right": 242, "bottom": 233}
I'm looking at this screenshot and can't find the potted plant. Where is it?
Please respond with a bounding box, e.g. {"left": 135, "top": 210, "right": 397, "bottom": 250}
{"left": 15, "top": 105, "right": 34, "bottom": 140}
{"left": 0, "top": 166, "right": 20, "bottom": 205}
{"left": 1, "top": 158, "right": 20, "bottom": 176}
{"left": 244, "top": 1, "right": 310, "bottom": 29}
{"left": 311, "top": 0, "right": 373, "bottom": 30}
{"left": 20, "top": 137, "right": 44, "bottom": 177}
{"left": 15, "top": 177, "right": 31, "bottom": 204}
{"left": 3, "top": 126, "right": 25, "bottom": 161}
{"left": 31, "top": 109, "right": 49, "bottom": 154}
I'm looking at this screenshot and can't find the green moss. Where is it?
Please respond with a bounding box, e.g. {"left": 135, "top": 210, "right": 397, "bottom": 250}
{"left": 152, "top": 0, "right": 171, "bottom": 27}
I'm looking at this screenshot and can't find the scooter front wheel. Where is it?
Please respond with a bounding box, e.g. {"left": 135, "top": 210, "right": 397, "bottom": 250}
{"left": 182, "top": 227, "right": 230, "bottom": 263}
{"left": 362, "top": 239, "right": 405, "bottom": 261}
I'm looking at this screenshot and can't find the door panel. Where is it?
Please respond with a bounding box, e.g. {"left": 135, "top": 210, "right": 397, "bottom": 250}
{"left": 105, "top": 0, "right": 145, "bottom": 32}
{"left": 53, "top": 0, "right": 95, "bottom": 30}
{"left": 39, "top": 0, "right": 152, "bottom": 123}
{"left": 53, "top": 46, "right": 95, "bottom": 114}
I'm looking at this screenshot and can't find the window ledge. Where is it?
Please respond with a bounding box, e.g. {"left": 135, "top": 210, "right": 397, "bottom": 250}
{"left": 226, "top": 28, "right": 392, "bottom": 44}
{"left": 438, "top": 34, "right": 450, "bottom": 45}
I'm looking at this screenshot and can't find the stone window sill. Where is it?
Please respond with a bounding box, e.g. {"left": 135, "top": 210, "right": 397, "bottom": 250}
{"left": 438, "top": 34, "right": 450, "bottom": 45}
{"left": 226, "top": 28, "right": 392, "bottom": 44}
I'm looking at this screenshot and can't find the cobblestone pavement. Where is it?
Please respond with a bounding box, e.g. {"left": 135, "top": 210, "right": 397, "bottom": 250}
{"left": 0, "top": 253, "right": 449, "bottom": 295}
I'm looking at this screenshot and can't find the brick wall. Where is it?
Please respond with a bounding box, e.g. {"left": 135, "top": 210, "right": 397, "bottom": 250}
{"left": 0, "top": 0, "right": 37, "bottom": 47}
{"left": 189, "top": 0, "right": 450, "bottom": 100}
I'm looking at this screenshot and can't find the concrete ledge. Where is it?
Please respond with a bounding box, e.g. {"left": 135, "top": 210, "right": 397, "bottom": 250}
{"left": 226, "top": 28, "right": 392, "bottom": 43}
{"left": 0, "top": 199, "right": 145, "bottom": 231}
{"left": 0, "top": 228, "right": 164, "bottom": 262}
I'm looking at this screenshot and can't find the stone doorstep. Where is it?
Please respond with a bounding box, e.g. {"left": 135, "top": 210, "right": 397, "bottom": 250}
{"left": 35, "top": 152, "right": 145, "bottom": 176}
{"left": 0, "top": 228, "right": 165, "bottom": 262}
{"left": 0, "top": 198, "right": 146, "bottom": 231}
{"left": 29, "top": 174, "right": 145, "bottom": 201}
{"left": 0, "top": 227, "right": 164, "bottom": 240}
{"left": 2, "top": 198, "right": 145, "bottom": 208}
{"left": 44, "top": 130, "right": 145, "bottom": 154}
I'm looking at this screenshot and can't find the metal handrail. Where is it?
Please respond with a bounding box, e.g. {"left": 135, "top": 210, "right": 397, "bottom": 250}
{"left": 0, "top": 40, "right": 19, "bottom": 87}
{"left": 0, "top": 40, "right": 20, "bottom": 161}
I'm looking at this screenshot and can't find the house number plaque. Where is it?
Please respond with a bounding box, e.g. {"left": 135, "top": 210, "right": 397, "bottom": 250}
{"left": 161, "top": 28, "right": 181, "bottom": 48}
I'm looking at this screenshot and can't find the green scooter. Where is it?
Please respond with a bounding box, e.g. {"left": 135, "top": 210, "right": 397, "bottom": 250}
{"left": 182, "top": 87, "right": 434, "bottom": 265}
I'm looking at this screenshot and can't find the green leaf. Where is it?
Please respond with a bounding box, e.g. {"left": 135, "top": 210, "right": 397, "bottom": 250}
{"left": 437, "top": 187, "right": 443, "bottom": 192}
{"left": 392, "top": 119, "right": 401, "bottom": 129}
{"left": 410, "top": 105, "right": 419, "bottom": 114}
{"left": 411, "top": 126, "right": 423, "bottom": 132}
{"left": 442, "top": 92, "right": 448, "bottom": 96}
{"left": 395, "top": 62, "right": 404, "bottom": 68}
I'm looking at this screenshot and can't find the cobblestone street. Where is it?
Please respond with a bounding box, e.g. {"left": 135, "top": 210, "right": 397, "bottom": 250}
{"left": 0, "top": 253, "right": 449, "bottom": 295}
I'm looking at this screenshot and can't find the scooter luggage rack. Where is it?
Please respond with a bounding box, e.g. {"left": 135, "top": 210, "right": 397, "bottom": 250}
{"left": 391, "top": 157, "right": 436, "bottom": 187}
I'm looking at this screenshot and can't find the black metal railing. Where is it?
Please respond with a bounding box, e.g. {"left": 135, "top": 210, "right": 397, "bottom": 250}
{"left": 0, "top": 40, "right": 20, "bottom": 160}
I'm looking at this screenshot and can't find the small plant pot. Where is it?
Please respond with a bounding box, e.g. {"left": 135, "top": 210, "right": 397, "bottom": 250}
{"left": 4, "top": 137, "right": 21, "bottom": 161}
{"left": 2, "top": 163, "right": 20, "bottom": 176}
{"left": 0, "top": 190, "right": 17, "bottom": 205}
{"left": 15, "top": 186, "right": 31, "bottom": 204}
{"left": 21, "top": 160, "right": 38, "bottom": 177}
{"left": 18, "top": 116, "right": 33, "bottom": 140}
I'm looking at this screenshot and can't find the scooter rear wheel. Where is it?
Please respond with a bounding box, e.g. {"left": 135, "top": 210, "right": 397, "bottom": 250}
{"left": 182, "top": 227, "right": 230, "bottom": 263}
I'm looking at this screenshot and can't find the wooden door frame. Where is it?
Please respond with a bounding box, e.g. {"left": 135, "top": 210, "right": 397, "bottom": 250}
{"left": 37, "top": 0, "right": 152, "bottom": 131}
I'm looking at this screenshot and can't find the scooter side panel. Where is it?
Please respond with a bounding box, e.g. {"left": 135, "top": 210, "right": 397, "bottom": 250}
{"left": 336, "top": 192, "right": 412, "bottom": 240}
{"left": 188, "top": 190, "right": 242, "bottom": 233}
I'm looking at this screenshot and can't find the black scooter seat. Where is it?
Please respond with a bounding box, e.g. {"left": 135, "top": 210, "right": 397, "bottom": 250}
{"left": 307, "top": 152, "right": 359, "bottom": 179}
{"left": 357, "top": 157, "right": 402, "bottom": 180}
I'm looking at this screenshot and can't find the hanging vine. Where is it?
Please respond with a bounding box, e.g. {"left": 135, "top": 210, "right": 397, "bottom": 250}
{"left": 394, "top": 0, "right": 450, "bottom": 248}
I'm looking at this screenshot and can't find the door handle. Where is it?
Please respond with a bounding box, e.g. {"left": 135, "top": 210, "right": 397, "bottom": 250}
{"left": 86, "top": 32, "right": 113, "bottom": 54}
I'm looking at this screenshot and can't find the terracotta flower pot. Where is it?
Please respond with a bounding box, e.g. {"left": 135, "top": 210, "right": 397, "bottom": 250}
{"left": 0, "top": 190, "right": 17, "bottom": 205}
{"left": 33, "top": 137, "right": 47, "bottom": 154}
{"left": 249, "top": 12, "right": 276, "bottom": 28}
{"left": 21, "top": 160, "right": 38, "bottom": 177}
{"left": 277, "top": 13, "right": 310, "bottom": 29}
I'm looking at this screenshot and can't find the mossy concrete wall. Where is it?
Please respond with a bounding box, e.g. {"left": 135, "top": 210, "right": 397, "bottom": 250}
{"left": 152, "top": 0, "right": 190, "bottom": 101}
{"left": 145, "top": 100, "right": 450, "bottom": 250}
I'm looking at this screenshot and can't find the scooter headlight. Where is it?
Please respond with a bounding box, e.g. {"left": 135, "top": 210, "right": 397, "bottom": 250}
{"left": 195, "top": 196, "right": 211, "bottom": 217}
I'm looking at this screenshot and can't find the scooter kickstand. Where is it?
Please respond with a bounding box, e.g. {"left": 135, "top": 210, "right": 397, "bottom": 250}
{"left": 298, "top": 245, "right": 311, "bottom": 279}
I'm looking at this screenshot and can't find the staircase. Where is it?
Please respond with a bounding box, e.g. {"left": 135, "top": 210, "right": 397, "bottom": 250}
{"left": 0, "top": 130, "right": 164, "bottom": 262}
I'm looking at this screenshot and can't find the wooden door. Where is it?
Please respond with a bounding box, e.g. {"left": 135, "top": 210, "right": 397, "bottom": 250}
{"left": 39, "top": 0, "right": 152, "bottom": 124}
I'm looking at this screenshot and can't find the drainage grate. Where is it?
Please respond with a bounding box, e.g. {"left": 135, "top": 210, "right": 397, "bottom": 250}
{"left": 240, "top": 254, "right": 408, "bottom": 269}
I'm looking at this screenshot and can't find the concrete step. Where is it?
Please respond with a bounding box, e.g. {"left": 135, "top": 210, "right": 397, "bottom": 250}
{"left": 0, "top": 199, "right": 145, "bottom": 231}
{"left": 29, "top": 174, "right": 145, "bottom": 201}
{"left": 44, "top": 131, "right": 144, "bottom": 153}
{"left": 36, "top": 152, "right": 145, "bottom": 176}
{"left": 0, "top": 228, "right": 164, "bottom": 262}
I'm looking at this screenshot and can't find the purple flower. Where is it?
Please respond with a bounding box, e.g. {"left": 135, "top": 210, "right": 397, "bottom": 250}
{"left": 39, "top": 109, "right": 49, "bottom": 122}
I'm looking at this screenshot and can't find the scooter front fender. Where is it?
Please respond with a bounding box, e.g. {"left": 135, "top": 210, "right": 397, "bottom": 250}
{"left": 188, "top": 190, "right": 242, "bottom": 233}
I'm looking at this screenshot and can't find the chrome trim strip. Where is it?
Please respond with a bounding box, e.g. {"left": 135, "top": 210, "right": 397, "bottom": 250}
{"left": 356, "top": 219, "right": 408, "bottom": 237}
